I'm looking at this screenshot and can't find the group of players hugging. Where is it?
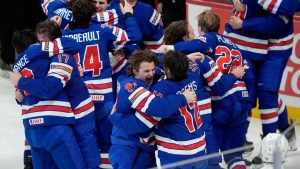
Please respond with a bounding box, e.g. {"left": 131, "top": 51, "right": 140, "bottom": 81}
{"left": 9, "top": 0, "right": 299, "bottom": 168}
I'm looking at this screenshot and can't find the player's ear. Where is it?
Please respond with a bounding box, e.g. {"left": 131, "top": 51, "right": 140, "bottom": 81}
{"left": 133, "top": 69, "right": 138, "bottom": 76}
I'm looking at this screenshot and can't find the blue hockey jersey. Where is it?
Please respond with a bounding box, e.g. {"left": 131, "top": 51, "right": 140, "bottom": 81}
{"left": 13, "top": 44, "right": 74, "bottom": 128}
{"left": 93, "top": 0, "right": 164, "bottom": 50}
{"left": 111, "top": 76, "right": 188, "bottom": 152}
{"left": 224, "top": 0, "right": 293, "bottom": 60}
{"left": 256, "top": 0, "right": 300, "bottom": 16}
{"left": 62, "top": 16, "right": 141, "bottom": 119}
{"left": 199, "top": 32, "right": 248, "bottom": 101}
{"left": 17, "top": 38, "right": 95, "bottom": 124}
{"left": 41, "top": 0, "right": 72, "bottom": 29}
{"left": 151, "top": 68, "right": 207, "bottom": 164}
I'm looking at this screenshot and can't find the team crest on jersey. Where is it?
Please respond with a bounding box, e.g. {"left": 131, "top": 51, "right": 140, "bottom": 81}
{"left": 29, "top": 118, "right": 44, "bottom": 125}
{"left": 125, "top": 82, "right": 137, "bottom": 93}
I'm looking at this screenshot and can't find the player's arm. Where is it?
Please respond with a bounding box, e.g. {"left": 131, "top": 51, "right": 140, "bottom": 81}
{"left": 197, "top": 56, "right": 238, "bottom": 96}
{"left": 17, "top": 54, "right": 73, "bottom": 99}
{"left": 142, "top": 8, "right": 164, "bottom": 50}
{"left": 229, "top": 13, "right": 291, "bottom": 35}
{"left": 41, "top": 37, "right": 80, "bottom": 57}
{"left": 104, "top": 0, "right": 142, "bottom": 50}
{"left": 109, "top": 111, "right": 153, "bottom": 135}
{"left": 110, "top": 90, "right": 194, "bottom": 135}
{"left": 129, "top": 86, "right": 195, "bottom": 118}
{"left": 256, "top": 0, "right": 300, "bottom": 16}
{"left": 110, "top": 84, "right": 195, "bottom": 134}
{"left": 158, "top": 39, "right": 211, "bottom": 55}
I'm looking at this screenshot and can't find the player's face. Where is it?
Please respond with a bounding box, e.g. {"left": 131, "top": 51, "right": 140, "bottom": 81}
{"left": 36, "top": 33, "right": 50, "bottom": 43}
{"left": 198, "top": 26, "right": 205, "bottom": 36}
{"left": 134, "top": 61, "right": 156, "bottom": 85}
{"left": 92, "top": 0, "right": 109, "bottom": 12}
{"left": 186, "top": 24, "right": 196, "bottom": 40}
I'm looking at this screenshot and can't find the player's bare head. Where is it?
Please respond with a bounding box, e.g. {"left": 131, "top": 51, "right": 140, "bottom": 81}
{"left": 12, "top": 29, "right": 37, "bottom": 54}
{"left": 71, "top": 0, "right": 96, "bottom": 28}
{"left": 197, "top": 10, "right": 220, "bottom": 34}
{"left": 163, "top": 51, "right": 188, "bottom": 81}
{"left": 35, "top": 20, "right": 62, "bottom": 42}
{"left": 127, "top": 50, "right": 159, "bottom": 85}
{"left": 163, "top": 20, "right": 195, "bottom": 45}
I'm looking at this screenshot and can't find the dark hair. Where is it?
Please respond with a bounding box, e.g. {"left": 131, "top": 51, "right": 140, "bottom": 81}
{"left": 127, "top": 50, "right": 159, "bottom": 76}
{"left": 163, "top": 50, "right": 188, "bottom": 81}
{"left": 70, "top": 0, "right": 96, "bottom": 29}
{"left": 197, "top": 10, "right": 220, "bottom": 33}
{"left": 11, "top": 29, "right": 36, "bottom": 54}
{"left": 35, "top": 20, "right": 62, "bottom": 41}
{"left": 163, "top": 20, "right": 188, "bottom": 45}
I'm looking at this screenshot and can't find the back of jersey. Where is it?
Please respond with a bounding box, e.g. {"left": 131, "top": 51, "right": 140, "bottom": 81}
{"left": 151, "top": 68, "right": 206, "bottom": 158}
{"left": 62, "top": 24, "right": 114, "bottom": 104}
{"left": 15, "top": 45, "right": 74, "bottom": 128}
{"left": 202, "top": 32, "right": 248, "bottom": 102}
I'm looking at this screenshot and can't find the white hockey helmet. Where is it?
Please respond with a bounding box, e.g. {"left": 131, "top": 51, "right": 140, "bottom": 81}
{"left": 261, "top": 133, "right": 289, "bottom": 163}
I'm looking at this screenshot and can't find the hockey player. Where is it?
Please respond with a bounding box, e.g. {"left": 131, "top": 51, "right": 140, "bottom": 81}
{"left": 91, "top": 0, "right": 164, "bottom": 101}
{"left": 61, "top": 0, "right": 142, "bottom": 167}
{"left": 226, "top": 0, "right": 296, "bottom": 167}
{"left": 109, "top": 50, "right": 199, "bottom": 169}
{"left": 92, "top": 0, "right": 164, "bottom": 50}
{"left": 157, "top": 19, "right": 249, "bottom": 169}
{"left": 10, "top": 29, "right": 84, "bottom": 169}
{"left": 11, "top": 20, "right": 101, "bottom": 169}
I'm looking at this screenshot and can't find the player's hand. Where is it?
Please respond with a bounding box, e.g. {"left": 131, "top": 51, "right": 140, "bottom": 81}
{"left": 120, "top": 0, "right": 133, "bottom": 15}
{"left": 110, "top": 102, "right": 117, "bottom": 114}
{"left": 233, "top": 0, "right": 245, "bottom": 12}
{"left": 9, "top": 69, "right": 22, "bottom": 87}
{"left": 157, "top": 45, "right": 174, "bottom": 54}
{"left": 15, "top": 89, "right": 24, "bottom": 102}
{"left": 77, "top": 64, "right": 84, "bottom": 77}
{"left": 50, "top": 16, "right": 62, "bottom": 26}
{"left": 228, "top": 16, "right": 243, "bottom": 30}
{"left": 187, "top": 52, "right": 205, "bottom": 62}
{"left": 231, "top": 65, "right": 245, "bottom": 78}
{"left": 182, "top": 89, "right": 197, "bottom": 103}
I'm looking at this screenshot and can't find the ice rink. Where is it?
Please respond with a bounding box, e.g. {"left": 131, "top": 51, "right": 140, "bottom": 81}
{"left": 0, "top": 74, "right": 299, "bottom": 169}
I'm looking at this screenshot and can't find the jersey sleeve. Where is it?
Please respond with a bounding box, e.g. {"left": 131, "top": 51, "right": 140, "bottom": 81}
{"left": 41, "top": 37, "right": 80, "bottom": 57}
{"left": 109, "top": 112, "right": 151, "bottom": 135}
{"left": 111, "top": 82, "right": 188, "bottom": 134}
{"left": 173, "top": 39, "right": 212, "bottom": 54}
{"left": 242, "top": 13, "right": 291, "bottom": 35}
{"left": 102, "top": 16, "right": 142, "bottom": 50}
{"left": 110, "top": 90, "right": 188, "bottom": 135}
{"left": 257, "top": 0, "right": 300, "bottom": 16}
{"left": 197, "top": 56, "right": 237, "bottom": 96}
{"left": 142, "top": 9, "right": 164, "bottom": 50}
{"left": 128, "top": 86, "right": 187, "bottom": 118}
{"left": 18, "top": 54, "right": 73, "bottom": 99}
